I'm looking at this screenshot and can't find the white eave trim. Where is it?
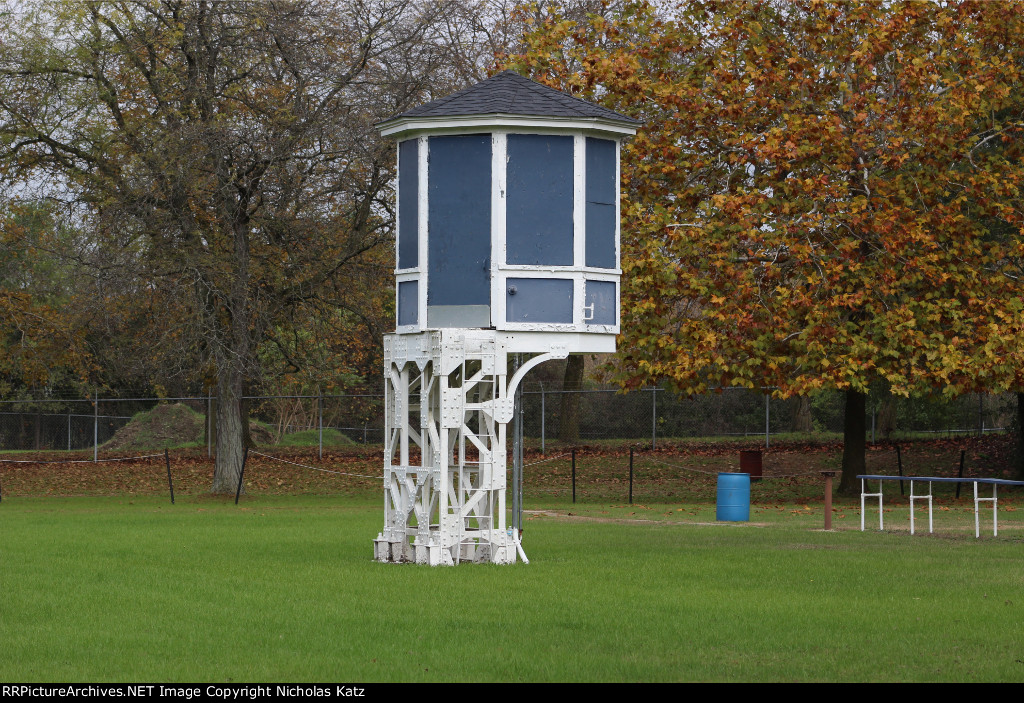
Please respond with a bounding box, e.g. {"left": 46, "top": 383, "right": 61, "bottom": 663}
{"left": 378, "top": 113, "right": 638, "bottom": 139}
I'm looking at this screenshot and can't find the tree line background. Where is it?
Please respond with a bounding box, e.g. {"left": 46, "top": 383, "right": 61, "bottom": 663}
{"left": 1, "top": 1, "right": 1022, "bottom": 493}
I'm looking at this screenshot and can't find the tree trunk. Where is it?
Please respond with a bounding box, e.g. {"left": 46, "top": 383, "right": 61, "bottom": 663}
{"left": 877, "top": 392, "right": 896, "bottom": 440}
{"left": 558, "top": 355, "right": 585, "bottom": 443}
{"left": 791, "top": 396, "right": 813, "bottom": 433}
{"left": 838, "top": 389, "right": 866, "bottom": 496}
{"left": 210, "top": 211, "right": 253, "bottom": 493}
{"left": 211, "top": 368, "right": 246, "bottom": 494}
{"left": 1015, "top": 392, "right": 1024, "bottom": 481}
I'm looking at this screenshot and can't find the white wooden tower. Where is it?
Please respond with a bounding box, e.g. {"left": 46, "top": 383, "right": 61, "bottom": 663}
{"left": 373, "top": 71, "right": 638, "bottom": 565}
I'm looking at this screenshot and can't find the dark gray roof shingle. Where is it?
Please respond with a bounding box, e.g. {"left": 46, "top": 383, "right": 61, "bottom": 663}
{"left": 386, "top": 70, "right": 640, "bottom": 125}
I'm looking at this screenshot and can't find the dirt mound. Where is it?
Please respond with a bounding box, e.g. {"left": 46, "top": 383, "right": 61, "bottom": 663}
{"left": 249, "top": 422, "right": 275, "bottom": 446}
{"left": 103, "top": 403, "right": 276, "bottom": 451}
{"left": 103, "top": 403, "right": 205, "bottom": 451}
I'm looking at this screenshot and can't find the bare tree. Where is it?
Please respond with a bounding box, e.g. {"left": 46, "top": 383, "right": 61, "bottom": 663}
{"left": 0, "top": 0, "right": 471, "bottom": 491}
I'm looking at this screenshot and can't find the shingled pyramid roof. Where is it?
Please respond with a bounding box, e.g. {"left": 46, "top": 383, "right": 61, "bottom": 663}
{"left": 378, "top": 70, "right": 640, "bottom": 133}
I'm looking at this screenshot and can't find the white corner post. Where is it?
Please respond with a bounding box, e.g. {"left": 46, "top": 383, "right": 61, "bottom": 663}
{"left": 373, "top": 329, "right": 564, "bottom": 565}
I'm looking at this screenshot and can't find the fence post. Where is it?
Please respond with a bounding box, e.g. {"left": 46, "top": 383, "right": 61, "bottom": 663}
{"left": 956, "top": 449, "right": 966, "bottom": 499}
{"left": 540, "top": 382, "right": 545, "bottom": 455}
{"left": 978, "top": 393, "right": 984, "bottom": 437}
{"left": 318, "top": 391, "right": 323, "bottom": 460}
{"left": 93, "top": 391, "right": 98, "bottom": 462}
{"left": 571, "top": 448, "right": 576, "bottom": 504}
{"left": 207, "top": 391, "right": 212, "bottom": 458}
{"left": 765, "top": 393, "right": 770, "bottom": 450}
{"left": 651, "top": 388, "right": 657, "bottom": 450}
{"left": 896, "top": 444, "right": 904, "bottom": 496}
{"left": 67, "top": 410, "right": 72, "bottom": 452}
{"left": 871, "top": 403, "right": 876, "bottom": 445}
{"left": 629, "top": 447, "right": 634, "bottom": 505}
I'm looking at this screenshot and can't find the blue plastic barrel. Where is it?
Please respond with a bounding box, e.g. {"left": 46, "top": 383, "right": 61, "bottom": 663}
{"left": 716, "top": 472, "right": 750, "bottom": 522}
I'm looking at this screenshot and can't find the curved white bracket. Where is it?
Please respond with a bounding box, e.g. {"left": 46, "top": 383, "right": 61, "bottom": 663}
{"left": 508, "top": 351, "right": 568, "bottom": 397}
{"left": 494, "top": 350, "right": 568, "bottom": 424}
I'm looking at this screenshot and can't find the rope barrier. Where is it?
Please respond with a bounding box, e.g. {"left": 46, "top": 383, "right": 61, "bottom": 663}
{"left": 249, "top": 450, "right": 382, "bottom": 479}
{"left": 759, "top": 470, "right": 824, "bottom": 479}
{"left": 643, "top": 456, "right": 720, "bottom": 476}
{"left": 0, "top": 454, "right": 161, "bottom": 464}
{"left": 247, "top": 454, "right": 565, "bottom": 480}
{"left": 642, "top": 455, "right": 821, "bottom": 479}
{"left": 524, "top": 452, "right": 569, "bottom": 468}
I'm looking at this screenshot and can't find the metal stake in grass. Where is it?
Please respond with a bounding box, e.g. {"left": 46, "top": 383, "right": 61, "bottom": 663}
{"left": 165, "top": 448, "right": 174, "bottom": 504}
{"left": 235, "top": 446, "right": 249, "bottom": 505}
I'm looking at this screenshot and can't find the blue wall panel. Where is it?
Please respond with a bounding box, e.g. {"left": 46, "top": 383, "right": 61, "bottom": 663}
{"left": 506, "top": 134, "right": 574, "bottom": 265}
{"left": 505, "top": 278, "right": 573, "bottom": 323}
{"left": 398, "top": 139, "right": 418, "bottom": 269}
{"left": 397, "top": 280, "right": 418, "bottom": 326}
{"left": 585, "top": 202, "right": 616, "bottom": 269}
{"left": 585, "top": 137, "right": 617, "bottom": 269}
{"left": 428, "top": 135, "right": 492, "bottom": 306}
{"left": 585, "top": 280, "right": 616, "bottom": 326}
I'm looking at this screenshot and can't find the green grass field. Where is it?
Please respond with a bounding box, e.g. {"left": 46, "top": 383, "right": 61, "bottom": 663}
{"left": 2, "top": 492, "right": 1024, "bottom": 682}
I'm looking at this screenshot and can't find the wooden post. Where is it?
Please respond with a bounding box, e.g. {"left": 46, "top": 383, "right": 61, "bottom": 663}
{"left": 822, "top": 471, "right": 836, "bottom": 530}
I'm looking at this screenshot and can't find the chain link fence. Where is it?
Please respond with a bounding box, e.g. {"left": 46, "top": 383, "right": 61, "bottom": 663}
{"left": 520, "top": 386, "right": 1016, "bottom": 449}
{"left": 0, "top": 387, "right": 1015, "bottom": 453}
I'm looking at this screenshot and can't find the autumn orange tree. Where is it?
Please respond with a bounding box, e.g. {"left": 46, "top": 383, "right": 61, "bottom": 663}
{"left": 917, "top": 8, "right": 1024, "bottom": 479}
{"left": 504, "top": 0, "right": 1024, "bottom": 492}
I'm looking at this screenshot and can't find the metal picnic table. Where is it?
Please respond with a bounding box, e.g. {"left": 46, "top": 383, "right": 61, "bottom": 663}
{"left": 858, "top": 475, "right": 1024, "bottom": 538}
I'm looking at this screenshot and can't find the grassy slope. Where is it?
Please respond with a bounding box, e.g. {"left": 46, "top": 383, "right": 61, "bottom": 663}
{"left": 2, "top": 495, "right": 1023, "bottom": 682}
{"left": 274, "top": 428, "right": 354, "bottom": 448}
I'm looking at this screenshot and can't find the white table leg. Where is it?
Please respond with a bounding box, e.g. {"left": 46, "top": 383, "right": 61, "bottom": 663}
{"left": 861, "top": 478, "right": 865, "bottom": 532}
{"left": 913, "top": 480, "right": 921, "bottom": 536}
{"left": 928, "top": 481, "right": 933, "bottom": 533}
{"left": 879, "top": 482, "right": 884, "bottom": 531}
{"left": 974, "top": 481, "right": 980, "bottom": 539}
{"left": 993, "top": 484, "right": 998, "bottom": 537}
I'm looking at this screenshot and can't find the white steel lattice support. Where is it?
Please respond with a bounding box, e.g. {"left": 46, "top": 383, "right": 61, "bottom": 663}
{"left": 374, "top": 330, "right": 563, "bottom": 565}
